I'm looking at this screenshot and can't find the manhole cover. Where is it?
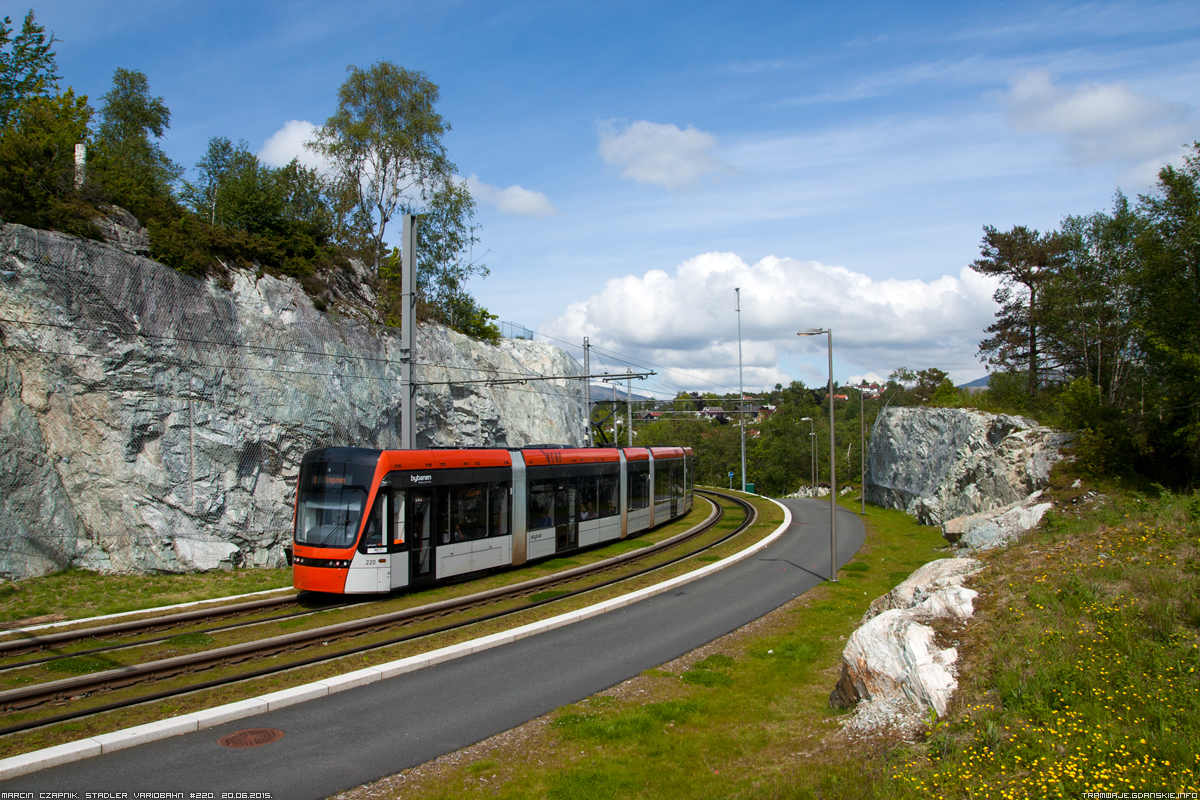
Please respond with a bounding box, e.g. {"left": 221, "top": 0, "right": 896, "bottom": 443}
{"left": 217, "top": 728, "right": 285, "bottom": 748}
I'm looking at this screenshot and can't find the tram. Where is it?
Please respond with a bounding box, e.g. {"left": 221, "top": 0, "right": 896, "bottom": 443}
{"left": 290, "top": 445, "right": 694, "bottom": 594}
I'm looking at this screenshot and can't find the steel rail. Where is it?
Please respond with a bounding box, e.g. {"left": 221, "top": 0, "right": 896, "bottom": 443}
{"left": 0, "top": 603, "right": 367, "bottom": 673}
{"left": 0, "top": 490, "right": 753, "bottom": 736}
{"left": 0, "top": 594, "right": 335, "bottom": 658}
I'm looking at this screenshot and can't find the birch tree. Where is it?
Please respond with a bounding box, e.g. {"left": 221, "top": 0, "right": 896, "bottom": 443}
{"left": 308, "top": 61, "right": 451, "bottom": 274}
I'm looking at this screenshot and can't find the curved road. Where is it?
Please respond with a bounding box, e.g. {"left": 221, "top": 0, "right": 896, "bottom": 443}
{"left": 2, "top": 498, "right": 864, "bottom": 798}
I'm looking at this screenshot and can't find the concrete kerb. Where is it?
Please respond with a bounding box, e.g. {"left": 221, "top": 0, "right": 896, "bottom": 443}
{"left": 0, "top": 496, "right": 793, "bottom": 781}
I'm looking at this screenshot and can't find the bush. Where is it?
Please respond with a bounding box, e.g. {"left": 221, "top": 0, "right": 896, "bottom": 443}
{"left": 0, "top": 90, "right": 101, "bottom": 237}
{"left": 1057, "top": 377, "right": 1139, "bottom": 477}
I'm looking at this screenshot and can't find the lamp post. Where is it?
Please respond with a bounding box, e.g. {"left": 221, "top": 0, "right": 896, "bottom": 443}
{"left": 859, "top": 387, "right": 865, "bottom": 514}
{"left": 736, "top": 288, "right": 746, "bottom": 493}
{"left": 800, "top": 416, "right": 814, "bottom": 492}
{"left": 799, "top": 328, "right": 836, "bottom": 582}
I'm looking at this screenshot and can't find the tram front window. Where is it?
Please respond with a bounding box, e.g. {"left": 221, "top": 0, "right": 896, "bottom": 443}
{"left": 295, "top": 461, "right": 375, "bottom": 548}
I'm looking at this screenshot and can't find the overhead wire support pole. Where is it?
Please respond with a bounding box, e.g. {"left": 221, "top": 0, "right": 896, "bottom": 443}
{"left": 595, "top": 371, "right": 655, "bottom": 446}
{"left": 584, "top": 337, "right": 592, "bottom": 446}
{"left": 400, "top": 214, "right": 418, "bottom": 451}
{"left": 626, "top": 368, "right": 632, "bottom": 446}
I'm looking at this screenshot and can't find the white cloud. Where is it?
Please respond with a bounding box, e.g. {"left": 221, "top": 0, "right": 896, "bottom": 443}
{"left": 465, "top": 174, "right": 558, "bottom": 217}
{"left": 258, "top": 120, "right": 329, "bottom": 171}
{"left": 997, "top": 71, "right": 1197, "bottom": 174}
{"left": 596, "top": 120, "right": 731, "bottom": 191}
{"left": 541, "top": 252, "right": 1000, "bottom": 392}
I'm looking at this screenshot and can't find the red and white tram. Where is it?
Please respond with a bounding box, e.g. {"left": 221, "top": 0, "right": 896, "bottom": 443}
{"left": 290, "top": 446, "right": 695, "bottom": 594}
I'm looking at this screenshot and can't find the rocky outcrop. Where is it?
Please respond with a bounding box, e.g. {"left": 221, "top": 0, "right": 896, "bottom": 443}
{"left": 0, "top": 222, "right": 585, "bottom": 580}
{"left": 832, "top": 558, "right": 982, "bottom": 734}
{"left": 864, "top": 407, "right": 1070, "bottom": 526}
{"left": 861, "top": 558, "right": 983, "bottom": 622}
{"left": 943, "top": 491, "right": 1053, "bottom": 552}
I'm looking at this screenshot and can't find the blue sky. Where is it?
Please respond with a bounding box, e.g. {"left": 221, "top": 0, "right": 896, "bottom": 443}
{"left": 35, "top": 0, "right": 1200, "bottom": 397}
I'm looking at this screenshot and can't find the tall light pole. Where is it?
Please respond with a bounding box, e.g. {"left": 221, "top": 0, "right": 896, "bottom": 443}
{"left": 799, "top": 328, "right": 836, "bottom": 582}
{"left": 736, "top": 288, "right": 746, "bottom": 493}
{"left": 800, "top": 416, "right": 814, "bottom": 492}
{"left": 859, "top": 387, "right": 865, "bottom": 514}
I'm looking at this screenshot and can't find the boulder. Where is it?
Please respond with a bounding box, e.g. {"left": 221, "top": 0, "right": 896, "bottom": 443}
{"left": 864, "top": 407, "right": 1070, "bottom": 525}
{"left": 863, "top": 557, "right": 983, "bottom": 622}
{"left": 829, "top": 609, "right": 959, "bottom": 718}
{"left": 944, "top": 492, "right": 1053, "bottom": 551}
{"left": 832, "top": 557, "right": 982, "bottom": 731}
{"left": 92, "top": 206, "right": 151, "bottom": 257}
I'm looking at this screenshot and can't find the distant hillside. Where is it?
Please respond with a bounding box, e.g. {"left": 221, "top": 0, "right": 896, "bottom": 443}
{"left": 589, "top": 382, "right": 654, "bottom": 403}
{"left": 957, "top": 375, "right": 990, "bottom": 390}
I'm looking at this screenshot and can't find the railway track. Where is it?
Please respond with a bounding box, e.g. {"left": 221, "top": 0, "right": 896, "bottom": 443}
{"left": 0, "top": 593, "right": 354, "bottom": 660}
{"left": 0, "top": 489, "right": 755, "bottom": 737}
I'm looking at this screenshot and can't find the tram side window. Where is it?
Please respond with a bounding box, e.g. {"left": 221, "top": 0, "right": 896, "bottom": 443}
{"left": 628, "top": 464, "right": 649, "bottom": 509}
{"left": 489, "top": 482, "right": 510, "bottom": 537}
{"left": 579, "top": 474, "right": 599, "bottom": 520}
{"left": 529, "top": 480, "right": 555, "bottom": 529}
{"left": 599, "top": 473, "right": 618, "bottom": 517}
{"left": 452, "top": 484, "right": 488, "bottom": 541}
{"left": 671, "top": 462, "right": 683, "bottom": 498}
{"left": 655, "top": 462, "right": 669, "bottom": 502}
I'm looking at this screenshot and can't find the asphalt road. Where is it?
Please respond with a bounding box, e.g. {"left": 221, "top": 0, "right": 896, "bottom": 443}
{"left": 2, "top": 497, "right": 865, "bottom": 799}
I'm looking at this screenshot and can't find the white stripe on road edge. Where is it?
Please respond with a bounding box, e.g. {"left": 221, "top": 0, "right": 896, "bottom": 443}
{"left": 0, "top": 498, "right": 792, "bottom": 780}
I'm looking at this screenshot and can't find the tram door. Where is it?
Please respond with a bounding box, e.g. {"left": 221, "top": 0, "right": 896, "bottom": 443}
{"left": 554, "top": 480, "right": 578, "bottom": 553}
{"left": 409, "top": 489, "right": 436, "bottom": 585}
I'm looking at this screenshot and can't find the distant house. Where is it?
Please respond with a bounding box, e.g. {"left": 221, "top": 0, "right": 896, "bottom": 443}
{"left": 700, "top": 406, "right": 725, "bottom": 418}
{"left": 847, "top": 382, "right": 882, "bottom": 398}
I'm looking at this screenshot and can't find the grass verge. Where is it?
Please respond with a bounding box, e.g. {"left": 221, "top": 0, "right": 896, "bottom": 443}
{"left": 0, "top": 568, "right": 294, "bottom": 627}
{"left": 334, "top": 479, "right": 1200, "bottom": 800}
{"left": 331, "top": 494, "right": 947, "bottom": 800}
{"left": 881, "top": 481, "right": 1200, "bottom": 798}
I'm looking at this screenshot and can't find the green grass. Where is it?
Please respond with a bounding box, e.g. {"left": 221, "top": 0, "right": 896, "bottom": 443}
{"left": 0, "top": 567, "right": 293, "bottom": 625}
{"left": 353, "top": 494, "right": 949, "bottom": 800}
{"left": 882, "top": 486, "right": 1200, "bottom": 798}
{"left": 341, "top": 481, "right": 1200, "bottom": 799}
{"left": 530, "top": 590, "right": 573, "bottom": 602}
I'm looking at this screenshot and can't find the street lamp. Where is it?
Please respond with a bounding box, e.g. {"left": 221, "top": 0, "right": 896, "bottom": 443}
{"left": 859, "top": 387, "right": 865, "bottom": 515}
{"left": 798, "top": 327, "right": 836, "bottom": 582}
{"left": 800, "top": 416, "right": 814, "bottom": 491}
{"left": 736, "top": 288, "right": 746, "bottom": 493}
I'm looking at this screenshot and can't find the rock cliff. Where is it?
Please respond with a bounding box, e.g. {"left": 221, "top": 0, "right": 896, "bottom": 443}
{"left": 0, "top": 222, "right": 584, "bottom": 580}
{"left": 864, "top": 407, "right": 1070, "bottom": 526}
